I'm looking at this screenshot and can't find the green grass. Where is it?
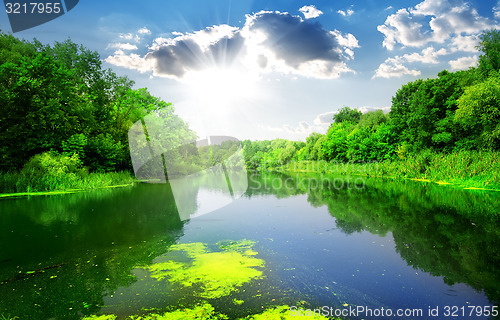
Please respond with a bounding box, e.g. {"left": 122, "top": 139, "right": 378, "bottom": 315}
{"left": 279, "top": 150, "right": 500, "bottom": 191}
{"left": 0, "top": 170, "right": 136, "bottom": 196}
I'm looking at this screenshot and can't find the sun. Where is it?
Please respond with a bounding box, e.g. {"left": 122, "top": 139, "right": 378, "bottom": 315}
{"left": 184, "top": 68, "right": 258, "bottom": 110}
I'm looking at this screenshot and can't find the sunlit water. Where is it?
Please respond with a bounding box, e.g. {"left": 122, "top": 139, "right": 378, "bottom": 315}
{"left": 0, "top": 173, "right": 499, "bottom": 319}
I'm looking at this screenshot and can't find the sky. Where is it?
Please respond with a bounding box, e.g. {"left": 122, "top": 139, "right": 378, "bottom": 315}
{"left": 1, "top": 0, "right": 499, "bottom": 141}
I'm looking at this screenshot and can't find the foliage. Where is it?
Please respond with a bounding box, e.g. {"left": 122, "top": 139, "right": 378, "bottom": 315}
{"left": 283, "top": 150, "right": 500, "bottom": 190}
{"left": 455, "top": 75, "right": 500, "bottom": 150}
{"left": 0, "top": 31, "right": 193, "bottom": 177}
{"left": 478, "top": 29, "right": 500, "bottom": 76}
{"left": 242, "top": 29, "right": 500, "bottom": 170}
{"left": 0, "top": 151, "right": 135, "bottom": 193}
{"left": 333, "top": 106, "right": 362, "bottom": 124}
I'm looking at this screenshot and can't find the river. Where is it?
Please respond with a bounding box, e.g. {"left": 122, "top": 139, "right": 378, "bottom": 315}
{"left": 0, "top": 173, "right": 499, "bottom": 319}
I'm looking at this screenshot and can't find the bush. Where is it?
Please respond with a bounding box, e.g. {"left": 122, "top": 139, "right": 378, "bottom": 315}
{"left": 16, "top": 151, "right": 87, "bottom": 192}
{"left": 22, "top": 151, "right": 85, "bottom": 177}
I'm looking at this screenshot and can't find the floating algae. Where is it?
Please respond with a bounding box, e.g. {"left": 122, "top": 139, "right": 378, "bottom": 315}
{"left": 82, "top": 304, "right": 331, "bottom": 320}
{"left": 242, "top": 305, "right": 330, "bottom": 319}
{"left": 141, "top": 240, "right": 264, "bottom": 299}
{"left": 129, "top": 303, "right": 225, "bottom": 320}
{"left": 82, "top": 316, "right": 117, "bottom": 320}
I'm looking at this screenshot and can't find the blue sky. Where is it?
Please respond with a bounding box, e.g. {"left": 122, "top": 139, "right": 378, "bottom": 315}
{"left": 1, "top": 0, "right": 499, "bottom": 140}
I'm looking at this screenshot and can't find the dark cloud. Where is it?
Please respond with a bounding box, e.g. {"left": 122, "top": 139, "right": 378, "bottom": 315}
{"left": 246, "top": 11, "right": 342, "bottom": 68}
{"left": 106, "top": 11, "right": 356, "bottom": 79}
{"left": 145, "top": 31, "right": 246, "bottom": 78}
{"left": 146, "top": 39, "right": 204, "bottom": 78}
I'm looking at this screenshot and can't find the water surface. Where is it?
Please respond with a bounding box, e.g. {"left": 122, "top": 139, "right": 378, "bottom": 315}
{"left": 0, "top": 173, "right": 499, "bottom": 319}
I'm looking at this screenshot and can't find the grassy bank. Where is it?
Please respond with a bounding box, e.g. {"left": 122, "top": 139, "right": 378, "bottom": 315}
{"left": 0, "top": 171, "right": 135, "bottom": 196}
{"left": 277, "top": 150, "right": 500, "bottom": 191}
{"left": 0, "top": 152, "right": 136, "bottom": 197}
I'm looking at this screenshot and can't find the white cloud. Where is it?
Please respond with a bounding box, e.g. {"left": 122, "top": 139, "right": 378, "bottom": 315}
{"left": 108, "top": 43, "right": 138, "bottom": 51}
{"left": 283, "top": 121, "right": 320, "bottom": 134}
{"left": 358, "top": 106, "right": 391, "bottom": 113}
{"left": 313, "top": 111, "right": 336, "bottom": 125}
{"left": 104, "top": 50, "right": 153, "bottom": 73}
{"left": 449, "top": 55, "right": 478, "bottom": 70}
{"left": 403, "top": 46, "right": 447, "bottom": 64}
{"left": 377, "top": 0, "right": 496, "bottom": 50}
{"left": 299, "top": 5, "right": 323, "bottom": 19}
{"left": 330, "top": 30, "right": 360, "bottom": 60}
{"left": 450, "top": 34, "right": 478, "bottom": 52}
{"left": 118, "top": 27, "right": 153, "bottom": 43}
{"left": 119, "top": 33, "right": 140, "bottom": 42}
{"left": 337, "top": 9, "right": 354, "bottom": 17}
{"left": 106, "top": 10, "right": 358, "bottom": 80}
{"left": 373, "top": 46, "right": 447, "bottom": 79}
{"left": 377, "top": 8, "right": 431, "bottom": 50}
{"left": 331, "top": 30, "right": 359, "bottom": 48}
{"left": 495, "top": 1, "right": 500, "bottom": 18}
{"left": 373, "top": 57, "right": 421, "bottom": 79}
{"left": 138, "top": 27, "right": 152, "bottom": 35}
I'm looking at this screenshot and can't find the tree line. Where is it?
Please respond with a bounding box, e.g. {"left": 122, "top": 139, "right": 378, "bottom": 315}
{"left": 0, "top": 30, "right": 193, "bottom": 175}
{"left": 243, "top": 30, "right": 500, "bottom": 169}
{"left": 1, "top": 29, "right": 499, "bottom": 180}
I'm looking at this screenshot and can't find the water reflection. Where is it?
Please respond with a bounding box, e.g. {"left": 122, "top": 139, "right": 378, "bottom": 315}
{"left": 247, "top": 172, "right": 500, "bottom": 305}
{"left": 1, "top": 172, "right": 499, "bottom": 319}
{"left": 0, "top": 184, "right": 185, "bottom": 319}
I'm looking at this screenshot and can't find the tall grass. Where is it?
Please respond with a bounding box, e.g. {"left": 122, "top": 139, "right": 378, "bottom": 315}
{"left": 0, "top": 170, "right": 135, "bottom": 194}
{"left": 280, "top": 150, "right": 500, "bottom": 189}
{"left": 0, "top": 152, "right": 136, "bottom": 194}
{"left": 376, "top": 150, "right": 500, "bottom": 188}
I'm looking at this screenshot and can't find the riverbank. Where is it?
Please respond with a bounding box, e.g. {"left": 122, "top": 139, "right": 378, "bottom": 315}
{"left": 0, "top": 171, "right": 136, "bottom": 198}
{"left": 275, "top": 150, "right": 500, "bottom": 191}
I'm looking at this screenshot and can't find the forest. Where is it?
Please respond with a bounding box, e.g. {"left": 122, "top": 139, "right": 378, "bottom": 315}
{"left": 0, "top": 30, "right": 194, "bottom": 193}
{"left": 242, "top": 30, "right": 500, "bottom": 188}
{"left": 1, "top": 29, "right": 500, "bottom": 193}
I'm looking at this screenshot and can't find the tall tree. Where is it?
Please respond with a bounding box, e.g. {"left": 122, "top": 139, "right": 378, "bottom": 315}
{"left": 478, "top": 29, "right": 500, "bottom": 77}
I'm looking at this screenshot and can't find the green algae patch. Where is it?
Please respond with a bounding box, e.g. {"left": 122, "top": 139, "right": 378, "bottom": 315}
{"left": 129, "top": 303, "right": 226, "bottom": 320}
{"left": 81, "top": 304, "right": 336, "bottom": 320}
{"left": 243, "top": 305, "right": 330, "bottom": 319}
{"left": 81, "top": 315, "right": 117, "bottom": 320}
{"left": 142, "top": 240, "right": 264, "bottom": 299}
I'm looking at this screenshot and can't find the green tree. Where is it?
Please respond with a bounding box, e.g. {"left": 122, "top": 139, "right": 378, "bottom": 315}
{"left": 478, "top": 29, "right": 500, "bottom": 76}
{"left": 455, "top": 75, "right": 500, "bottom": 150}
{"left": 333, "top": 107, "right": 362, "bottom": 124}
{"left": 0, "top": 51, "right": 92, "bottom": 170}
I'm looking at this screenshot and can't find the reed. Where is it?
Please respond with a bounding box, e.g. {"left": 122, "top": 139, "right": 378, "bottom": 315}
{"left": 0, "top": 170, "right": 135, "bottom": 194}
{"left": 280, "top": 150, "right": 500, "bottom": 190}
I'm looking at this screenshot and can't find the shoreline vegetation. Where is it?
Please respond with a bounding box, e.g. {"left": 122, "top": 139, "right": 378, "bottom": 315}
{"left": 2, "top": 29, "right": 500, "bottom": 199}
{"left": 271, "top": 150, "right": 500, "bottom": 191}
